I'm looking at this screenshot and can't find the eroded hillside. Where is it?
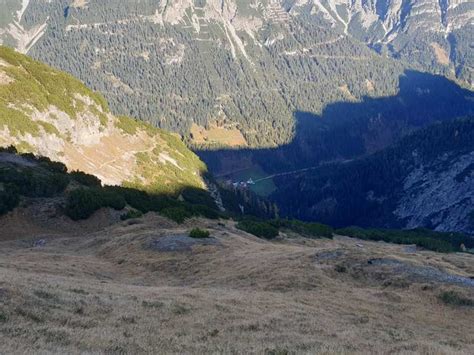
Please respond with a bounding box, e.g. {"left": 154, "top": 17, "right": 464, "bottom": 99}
{"left": 0, "top": 46, "right": 206, "bottom": 194}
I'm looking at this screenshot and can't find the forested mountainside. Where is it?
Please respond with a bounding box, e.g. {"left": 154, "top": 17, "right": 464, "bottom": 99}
{"left": 0, "top": 1, "right": 471, "bottom": 148}
{"left": 270, "top": 117, "right": 474, "bottom": 234}
{"left": 199, "top": 70, "right": 474, "bottom": 175}
{"left": 291, "top": 0, "right": 474, "bottom": 86}
{"left": 0, "top": 0, "right": 410, "bottom": 147}
{"left": 0, "top": 46, "right": 206, "bottom": 195}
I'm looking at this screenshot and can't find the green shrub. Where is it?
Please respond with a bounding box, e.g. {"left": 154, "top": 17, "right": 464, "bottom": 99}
{"left": 336, "top": 226, "right": 467, "bottom": 253}
{"left": 237, "top": 219, "right": 279, "bottom": 239}
{"left": 270, "top": 219, "right": 333, "bottom": 238}
{"left": 190, "top": 204, "right": 220, "bottom": 220}
{"left": 113, "top": 186, "right": 180, "bottom": 213}
{"left": 65, "top": 188, "right": 101, "bottom": 220}
{"left": 0, "top": 166, "right": 68, "bottom": 198}
{"left": 37, "top": 157, "right": 67, "bottom": 174}
{"left": 0, "top": 145, "right": 17, "bottom": 154}
{"left": 439, "top": 290, "right": 474, "bottom": 307}
{"left": 181, "top": 188, "right": 217, "bottom": 209}
{"left": 0, "top": 185, "right": 20, "bottom": 216}
{"left": 70, "top": 171, "right": 102, "bottom": 187}
{"left": 65, "top": 188, "right": 126, "bottom": 220}
{"left": 160, "top": 207, "right": 192, "bottom": 223}
{"left": 189, "top": 228, "right": 210, "bottom": 238}
{"left": 0, "top": 311, "right": 9, "bottom": 323}
{"left": 100, "top": 187, "right": 127, "bottom": 210}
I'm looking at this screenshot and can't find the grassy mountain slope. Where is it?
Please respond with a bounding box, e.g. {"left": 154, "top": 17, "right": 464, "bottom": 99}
{"left": 0, "top": 46, "right": 206, "bottom": 195}
{"left": 272, "top": 117, "right": 474, "bottom": 233}
{"left": 0, "top": 208, "right": 473, "bottom": 353}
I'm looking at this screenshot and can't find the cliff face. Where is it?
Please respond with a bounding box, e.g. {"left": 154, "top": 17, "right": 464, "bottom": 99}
{"left": 292, "top": 0, "right": 473, "bottom": 86}
{"left": 394, "top": 151, "right": 474, "bottom": 233}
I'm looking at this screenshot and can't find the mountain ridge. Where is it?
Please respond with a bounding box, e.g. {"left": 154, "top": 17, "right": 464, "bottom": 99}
{"left": 0, "top": 45, "right": 207, "bottom": 195}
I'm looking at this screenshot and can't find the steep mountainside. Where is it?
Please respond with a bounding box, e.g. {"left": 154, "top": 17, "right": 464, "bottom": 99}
{"left": 0, "top": 46, "right": 206, "bottom": 194}
{"left": 272, "top": 117, "right": 474, "bottom": 233}
{"left": 0, "top": 0, "right": 471, "bottom": 148}
{"left": 199, "top": 70, "right": 474, "bottom": 177}
{"left": 0, "top": 0, "right": 406, "bottom": 147}
{"left": 291, "top": 0, "right": 474, "bottom": 86}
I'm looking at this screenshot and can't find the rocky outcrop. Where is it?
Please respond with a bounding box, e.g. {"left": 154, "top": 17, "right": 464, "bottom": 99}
{"left": 394, "top": 151, "right": 474, "bottom": 233}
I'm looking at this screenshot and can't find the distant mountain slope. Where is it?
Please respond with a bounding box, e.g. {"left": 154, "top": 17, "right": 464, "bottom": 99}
{"left": 0, "top": 46, "right": 206, "bottom": 194}
{"left": 0, "top": 1, "right": 471, "bottom": 148}
{"left": 198, "top": 70, "right": 474, "bottom": 177}
{"left": 272, "top": 117, "right": 474, "bottom": 234}
{"left": 0, "top": 0, "right": 407, "bottom": 147}
{"left": 292, "top": 0, "right": 474, "bottom": 87}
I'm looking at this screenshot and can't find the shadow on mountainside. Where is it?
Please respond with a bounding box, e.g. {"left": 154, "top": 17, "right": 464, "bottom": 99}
{"left": 197, "top": 70, "right": 474, "bottom": 177}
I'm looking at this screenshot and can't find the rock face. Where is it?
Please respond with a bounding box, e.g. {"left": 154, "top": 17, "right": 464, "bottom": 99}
{"left": 394, "top": 151, "right": 474, "bottom": 233}
{"left": 273, "top": 117, "right": 474, "bottom": 234}
{"left": 292, "top": 0, "right": 473, "bottom": 85}
{"left": 0, "top": 46, "right": 206, "bottom": 193}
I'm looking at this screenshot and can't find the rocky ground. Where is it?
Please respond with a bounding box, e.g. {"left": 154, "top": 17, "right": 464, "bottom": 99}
{"left": 0, "top": 207, "right": 473, "bottom": 354}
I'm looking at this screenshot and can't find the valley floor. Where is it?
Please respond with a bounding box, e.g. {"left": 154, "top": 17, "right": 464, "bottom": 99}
{"left": 0, "top": 210, "right": 473, "bottom": 354}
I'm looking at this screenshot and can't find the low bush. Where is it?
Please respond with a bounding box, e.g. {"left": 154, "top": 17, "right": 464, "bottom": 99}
{"left": 335, "top": 227, "right": 471, "bottom": 253}
{"left": 160, "top": 207, "right": 192, "bottom": 223}
{"left": 0, "top": 185, "right": 20, "bottom": 216}
{"left": 37, "top": 157, "right": 67, "bottom": 174}
{"left": 100, "top": 187, "right": 127, "bottom": 210}
{"left": 65, "top": 188, "right": 101, "bottom": 220}
{"left": 27, "top": 172, "right": 69, "bottom": 197}
{"left": 189, "top": 228, "right": 210, "bottom": 238}
{"left": 181, "top": 188, "right": 217, "bottom": 209}
{"left": 439, "top": 290, "right": 474, "bottom": 307}
{"left": 65, "top": 188, "right": 126, "bottom": 220}
{"left": 190, "top": 204, "right": 220, "bottom": 220}
{"left": 237, "top": 219, "right": 279, "bottom": 239}
{"left": 113, "top": 186, "right": 181, "bottom": 213}
{"left": 0, "top": 311, "right": 9, "bottom": 323}
{"left": 1, "top": 166, "right": 69, "bottom": 197}
{"left": 70, "top": 171, "right": 101, "bottom": 187}
{"left": 270, "top": 219, "right": 333, "bottom": 238}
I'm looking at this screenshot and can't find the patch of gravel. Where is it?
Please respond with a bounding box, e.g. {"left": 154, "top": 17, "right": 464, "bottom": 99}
{"left": 146, "top": 235, "right": 220, "bottom": 252}
{"left": 367, "top": 258, "right": 474, "bottom": 288}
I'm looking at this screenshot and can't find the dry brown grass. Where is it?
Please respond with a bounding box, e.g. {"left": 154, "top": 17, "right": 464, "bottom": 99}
{"left": 190, "top": 123, "right": 247, "bottom": 147}
{"left": 0, "top": 212, "right": 473, "bottom": 354}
